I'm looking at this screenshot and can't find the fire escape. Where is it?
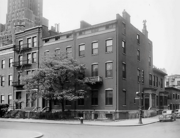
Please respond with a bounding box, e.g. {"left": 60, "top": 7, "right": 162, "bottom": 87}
{"left": 12, "top": 42, "right": 32, "bottom": 88}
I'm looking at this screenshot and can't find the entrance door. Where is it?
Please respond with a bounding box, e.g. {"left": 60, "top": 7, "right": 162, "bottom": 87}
{"left": 42, "top": 98, "right": 46, "bottom": 108}
{"left": 16, "top": 92, "right": 22, "bottom": 109}
{"left": 145, "top": 98, "right": 149, "bottom": 110}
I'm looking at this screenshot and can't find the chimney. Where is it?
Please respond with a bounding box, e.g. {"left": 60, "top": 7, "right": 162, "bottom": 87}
{"left": 122, "top": 10, "right": 130, "bottom": 23}
{"left": 80, "top": 20, "right": 91, "bottom": 29}
{"left": 142, "top": 20, "right": 148, "bottom": 38}
{"left": 55, "top": 23, "right": 60, "bottom": 33}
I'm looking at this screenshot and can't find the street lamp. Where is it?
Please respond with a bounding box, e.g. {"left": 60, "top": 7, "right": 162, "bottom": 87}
{"left": 135, "top": 70, "right": 143, "bottom": 124}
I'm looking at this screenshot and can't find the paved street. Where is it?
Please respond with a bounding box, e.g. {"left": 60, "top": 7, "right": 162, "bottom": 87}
{"left": 0, "top": 119, "right": 180, "bottom": 138}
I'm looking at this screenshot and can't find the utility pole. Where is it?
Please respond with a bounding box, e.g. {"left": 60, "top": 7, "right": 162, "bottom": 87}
{"left": 138, "top": 80, "right": 143, "bottom": 124}
{"left": 136, "top": 70, "right": 143, "bottom": 124}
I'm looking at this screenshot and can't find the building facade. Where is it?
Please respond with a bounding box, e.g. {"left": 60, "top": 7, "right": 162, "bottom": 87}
{"left": 165, "top": 74, "right": 180, "bottom": 89}
{"left": 40, "top": 11, "right": 167, "bottom": 119}
{"left": 0, "top": 1, "right": 168, "bottom": 119}
{"left": 165, "top": 87, "right": 180, "bottom": 110}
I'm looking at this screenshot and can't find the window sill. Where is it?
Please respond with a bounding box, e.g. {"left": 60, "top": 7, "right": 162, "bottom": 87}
{"left": 105, "top": 105, "right": 113, "bottom": 106}
{"left": 105, "top": 77, "right": 113, "bottom": 79}
{"left": 122, "top": 78, "right": 126, "bottom": 80}
{"left": 77, "top": 105, "right": 84, "bottom": 106}
{"left": 92, "top": 54, "right": 98, "bottom": 56}
{"left": 123, "top": 105, "right": 126, "bottom": 106}
{"left": 79, "top": 55, "right": 85, "bottom": 58}
{"left": 105, "top": 51, "right": 113, "bottom": 54}
{"left": 122, "top": 53, "right": 126, "bottom": 55}
{"left": 91, "top": 105, "right": 98, "bottom": 106}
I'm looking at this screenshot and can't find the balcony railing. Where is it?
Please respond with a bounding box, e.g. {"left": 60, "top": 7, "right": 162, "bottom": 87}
{"left": 13, "top": 60, "right": 32, "bottom": 67}
{"left": 84, "top": 76, "right": 103, "bottom": 85}
{"left": 12, "top": 81, "right": 24, "bottom": 87}
{"left": 14, "top": 43, "right": 32, "bottom": 52}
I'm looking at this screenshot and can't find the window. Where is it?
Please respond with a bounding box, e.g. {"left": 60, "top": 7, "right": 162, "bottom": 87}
{"left": 44, "top": 50, "right": 49, "bottom": 56}
{"left": 105, "top": 62, "right": 113, "bottom": 77}
{"left": 1, "top": 95, "right": 5, "bottom": 103}
{"left": 32, "top": 52, "right": 37, "bottom": 63}
{"left": 91, "top": 90, "right": 98, "bottom": 105}
{"left": 105, "top": 89, "right": 113, "bottom": 105}
{"left": 8, "top": 95, "right": 12, "bottom": 105}
{"left": 149, "top": 57, "right": 151, "bottom": 66}
{"left": 54, "top": 99, "right": 59, "bottom": 105}
{"left": 27, "top": 38, "right": 31, "bottom": 48}
{"left": 1, "top": 76, "right": 5, "bottom": 86}
{"left": 78, "top": 96, "right": 84, "bottom": 106}
{"left": 122, "top": 23, "right": 126, "bottom": 34}
{"left": 26, "top": 93, "right": 30, "bottom": 107}
{"left": 92, "top": 64, "right": 98, "bottom": 77}
{"left": 177, "top": 81, "right": 180, "bottom": 86}
{"left": 27, "top": 53, "right": 31, "bottom": 64}
{"left": 55, "top": 48, "right": 60, "bottom": 56}
{"left": 66, "top": 47, "right": 72, "bottom": 58}
{"left": 153, "top": 76, "right": 156, "bottom": 86}
{"left": 79, "top": 44, "right": 85, "bottom": 57}
{"left": 161, "top": 78, "right": 163, "bottom": 88}
{"left": 122, "top": 41, "right": 126, "bottom": 54}
{"left": 149, "top": 74, "right": 152, "bottom": 85}
{"left": 137, "top": 34, "right": 140, "bottom": 44}
{"left": 156, "top": 95, "right": 158, "bottom": 106}
{"left": 18, "top": 73, "right": 22, "bottom": 84}
{"left": 19, "top": 55, "right": 23, "bottom": 65}
{"left": 142, "top": 70, "right": 144, "bottom": 83}
{"left": 1, "top": 60, "right": 5, "bottom": 69}
{"left": 65, "top": 100, "right": 71, "bottom": 106}
{"left": 106, "top": 39, "right": 113, "bottom": 52}
{"left": 122, "top": 63, "right": 126, "bottom": 79}
{"left": 19, "top": 40, "right": 23, "bottom": 49}
{"left": 156, "top": 76, "right": 158, "bottom": 87}
{"left": 27, "top": 70, "right": 31, "bottom": 75}
{"left": 137, "top": 69, "right": 140, "bottom": 82}
{"left": 92, "top": 42, "right": 98, "bottom": 55}
{"left": 8, "top": 75, "right": 12, "bottom": 86}
{"left": 32, "top": 36, "right": 37, "bottom": 47}
{"left": 123, "top": 89, "right": 126, "bottom": 105}
{"left": 137, "top": 50, "right": 140, "bottom": 60}
{"left": 9, "top": 58, "right": 13, "bottom": 68}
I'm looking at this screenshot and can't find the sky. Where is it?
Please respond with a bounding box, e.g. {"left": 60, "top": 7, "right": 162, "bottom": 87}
{"left": 0, "top": 0, "right": 180, "bottom": 75}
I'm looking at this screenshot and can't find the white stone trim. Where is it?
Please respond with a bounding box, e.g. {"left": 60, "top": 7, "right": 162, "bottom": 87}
{"left": 77, "top": 28, "right": 115, "bottom": 39}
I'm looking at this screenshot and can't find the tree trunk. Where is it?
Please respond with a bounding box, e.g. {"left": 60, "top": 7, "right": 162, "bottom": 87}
{"left": 61, "top": 98, "right": 65, "bottom": 112}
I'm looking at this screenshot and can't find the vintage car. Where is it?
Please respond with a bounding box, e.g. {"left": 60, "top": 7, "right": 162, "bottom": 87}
{"left": 175, "top": 109, "right": 180, "bottom": 118}
{"left": 159, "top": 110, "right": 176, "bottom": 122}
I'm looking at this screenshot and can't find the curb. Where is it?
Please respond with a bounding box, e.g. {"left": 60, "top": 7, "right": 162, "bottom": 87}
{"left": 33, "top": 132, "right": 43, "bottom": 138}
{"left": 0, "top": 119, "right": 159, "bottom": 127}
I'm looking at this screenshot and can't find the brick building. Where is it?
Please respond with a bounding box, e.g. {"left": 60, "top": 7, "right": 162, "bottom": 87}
{"left": 0, "top": 0, "right": 168, "bottom": 119}
{"left": 165, "top": 87, "right": 180, "bottom": 110}
{"left": 40, "top": 11, "right": 167, "bottom": 119}
{"left": 165, "top": 74, "right": 180, "bottom": 89}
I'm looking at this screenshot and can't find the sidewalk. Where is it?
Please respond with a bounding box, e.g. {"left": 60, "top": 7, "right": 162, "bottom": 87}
{"left": 0, "top": 129, "right": 43, "bottom": 138}
{"left": 0, "top": 115, "right": 159, "bottom": 127}
{"left": 0, "top": 116, "right": 159, "bottom": 138}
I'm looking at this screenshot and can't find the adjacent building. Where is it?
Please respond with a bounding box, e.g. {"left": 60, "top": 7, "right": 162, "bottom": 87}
{"left": 165, "top": 74, "right": 180, "bottom": 89}
{"left": 165, "top": 87, "right": 180, "bottom": 110}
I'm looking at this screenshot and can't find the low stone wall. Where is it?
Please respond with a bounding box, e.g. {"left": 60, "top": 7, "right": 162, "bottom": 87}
{"left": 5, "top": 109, "right": 158, "bottom": 120}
